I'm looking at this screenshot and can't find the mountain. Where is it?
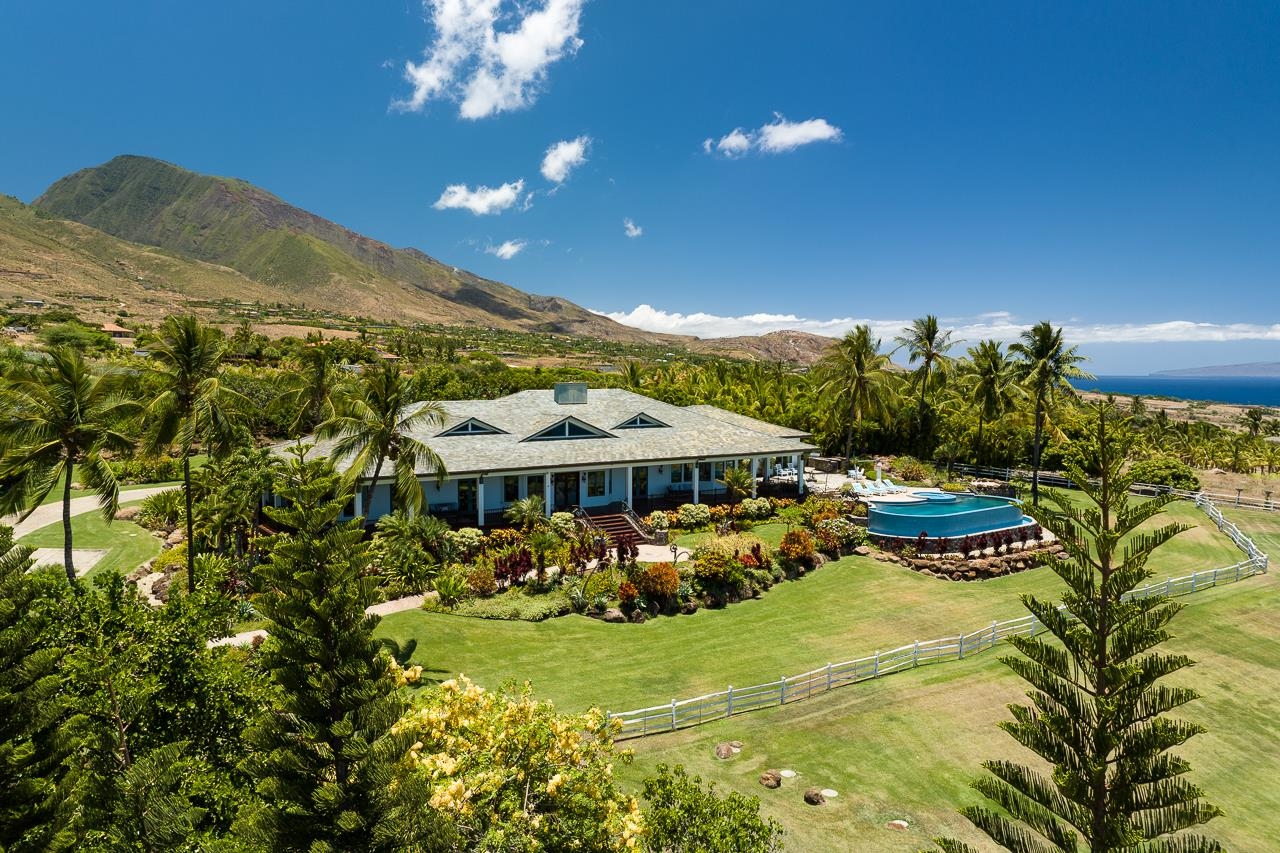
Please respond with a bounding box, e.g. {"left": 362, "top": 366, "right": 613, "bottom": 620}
{"left": 689, "top": 330, "right": 833, "bottom": 365}
{"left": 1154, "top": 362, "right": 1280, "bottom": 378}
{"left": 30, "top": 155, "right": 652, "bottom": 341}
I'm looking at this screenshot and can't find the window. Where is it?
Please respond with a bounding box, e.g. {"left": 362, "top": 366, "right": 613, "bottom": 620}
{"left": 671, "top": 463, "right": 693, "bottom": 484}
{"left": 504, "top": 475, "right": 519, "bottom": 503}
{"left": 614, "top": 412, "right": 669, "bottom": 430}
{"left": 587, "top": 470, "right": 606, "bottom": 498}
{"left": 525, "top": 417, "right": 611, "bottom": 441}
{"left": 699, "top": 461, "right": 712, "bottom": 483}
{"left": 439, "top": 418, "right": 505, "bottom": 437}
{"left": 527, "top": 474, "right": 545, "bottom": 499}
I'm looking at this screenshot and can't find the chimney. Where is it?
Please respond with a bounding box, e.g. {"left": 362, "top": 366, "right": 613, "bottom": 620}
{"left": 553, "top": 382, "right": 588, "bottom": 405}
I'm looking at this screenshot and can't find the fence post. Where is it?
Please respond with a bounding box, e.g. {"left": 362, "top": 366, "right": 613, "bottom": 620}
{"left": 991, "top": 620, "right": 999, "bottom": 648}
{"left": 726, "top": 686, "right": 733, "bottom": 718}
{"left": 873, "top": 651, "right": 880, "bottom": 677}
{"left": 670, "top": 699, "right": 677, "bottom": 730}
{"left": 826, "top": 663, "right": 833, "bottom": 689}
{"left": 1165, "top": 578, "right": 1172, "bottom": 596}
{"left": 779, "top": 677, "right": 787, "bottom": 705}
{"left": 913, "top": 640, "right": 919, "bottom": 666}
{"left": 1190, "top": 571, "right": 1197, "bottom": 592}
{"left": 958, "top": 634, "right": 965, "bottom": 660}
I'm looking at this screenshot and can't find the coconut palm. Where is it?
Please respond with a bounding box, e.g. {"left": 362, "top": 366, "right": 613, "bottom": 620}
{"left": 721, "top": 463, "right": 755, "bottom": 510}
{"left": 504, "top": 495, "right": 548, "bottom": 533}
{"left": 141, "top": 315, "right": 245, "bottom": 592}
{"left": 0, "top": 348, "right": 139, "bottom": 584}
{"left": 274, "top": 343, "right": 353, "bottom": 436}
{"left": 1009, "top": 321, "right": 1090, "bottom": 504}
{"left": 814, "top": 325, "right": 897, "bottom": 463}
{"left": 894, "top": 315, "right": 959, "bottom": 454}
{"left": 963, "top": 339, "right": 1022, "bottom": 466}
{"left": 317, "top": 361, "right": 448, "bottom": 519}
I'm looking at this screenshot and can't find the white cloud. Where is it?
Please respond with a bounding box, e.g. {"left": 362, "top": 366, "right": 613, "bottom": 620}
{"left": 623, "top": 218, "right": 643, "bottom": 238}
{"left": 484, "top": 239, "right": 527, "bottom": 259}
{"left": 592, "top": 304, "right": 1280, "bottom": 345}
{"left": 541, "top": 135, "right": 591, "bottom": 183}
{"left": 397, "top": 0, "right": 586, "bottom": 120}
{"left": 704, "top": 113, "right": 843, "bottom": 158}
{"left": 433, "top": 179, "right": 525, "bottom": 215}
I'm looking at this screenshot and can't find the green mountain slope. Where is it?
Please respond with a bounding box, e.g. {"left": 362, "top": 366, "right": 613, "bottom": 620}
{"left": 31, "top": 155, "right": 647, "bottom": 338}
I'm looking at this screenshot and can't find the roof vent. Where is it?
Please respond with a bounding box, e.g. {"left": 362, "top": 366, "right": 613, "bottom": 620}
{"left": 553, "top": 382, "right": 588, "bottom": 405}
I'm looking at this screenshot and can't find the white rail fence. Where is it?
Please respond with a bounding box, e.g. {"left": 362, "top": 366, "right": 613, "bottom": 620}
{"left": 605, "top": 497, "right": 1268, "bottom": 740}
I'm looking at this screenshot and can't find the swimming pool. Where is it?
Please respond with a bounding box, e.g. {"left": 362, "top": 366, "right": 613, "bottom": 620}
{"left": 867, "top": 493, "right": 1033, "bottom": 539}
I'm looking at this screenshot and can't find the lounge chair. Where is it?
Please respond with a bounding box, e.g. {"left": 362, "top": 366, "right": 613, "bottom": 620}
{"left": 851, "top": 482, "right": 876, "bottom": 498}
{"left": 882, "top": 478, "right": 910, "bottom": 494}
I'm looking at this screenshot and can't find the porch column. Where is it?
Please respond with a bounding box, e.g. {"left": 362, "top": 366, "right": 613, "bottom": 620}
{"left": 692, "top": 463, "right": 700, "bottom": 504}
{"left": 795, "top": 454, "right": 806, "bottom": 496}
{"left": 751, "top": 458, "right": 759, "bottom": 498}
{"left": 477, "top": 478, "right": 486, "bottom": 527}
{"left": 544, "top": 472, "right": 554, "bottom": 517}
{"left": 354, "top": 485, "right": 364, "bottom": 517}
{"left": 625, "top": 465, "right": 633, "bottom": 506}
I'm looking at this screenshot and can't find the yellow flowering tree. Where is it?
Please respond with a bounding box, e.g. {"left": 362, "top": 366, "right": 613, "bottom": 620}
{"left": 392, "top": 676, "right": 644, "bottom": 851}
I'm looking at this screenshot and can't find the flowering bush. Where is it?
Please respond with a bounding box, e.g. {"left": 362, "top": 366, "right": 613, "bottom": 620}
{"left": 676, "top": 503, "right": 712, "bottom": 528}
{"left": 466, "top": 564, "right": 497, "bottom": 598}
{"left": 644, "top": 511, "right": 669, "bottom": 531}
{"left": 707, "top": 504, "right": 732, "bottom": 524}
{"left": 618, "top": 580, "right": 639, "bottom": 608}
{"left": 393, "top": 676, "right": 643, "bottom": 851}
{"left": 448, "top": 527, "right": 486, "bottom": 560}
{"left": 637, "top": 562, "right": 680, "bottom": 605}
{"left": 691, "top": 550, "right": 745, "bottom": 593}
{"left": 485, "top": 528, "right": 524, "bottom": 550}
{"left": 549, "top": 512, "right": 577, "bottom": 538}
{"left": 814, "top": 517, "right": 867, "bottom": 554}
{"left": 798, "top": 498, "right": 844, "bottom": 528}
{"left": 778, "top": 529, "right": 817, "bottom": 568}
{"left": 736, "top": 497, "right": 773, "bottom": 520}
{"left": 768, "top": 497, "right": 796, "bottom": 513}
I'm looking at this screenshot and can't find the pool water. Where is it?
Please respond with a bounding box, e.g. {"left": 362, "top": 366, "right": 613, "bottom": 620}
{"left": 868, "top": 493, "right": 1032, "bottom": 539}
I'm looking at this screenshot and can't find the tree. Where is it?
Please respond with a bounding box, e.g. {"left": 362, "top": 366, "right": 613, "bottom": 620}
{"left": 642, "top": 764, "right": 784, "bottom": 852}
{"left": 0, "top": 528, "right": 70, "bottom": 851}
{"left": 504, "top": 495, "right": 548, "bottom": 533}
{"left": 934, "top": 406, "right": 1222, "bottom": 853}
{"left": 318, "top": 361, "right": 448, "bottom": 519}
{"left": 721, "top": 463, "right": 755, "bottom": 509}
{"left": 894, "top": 314, "right": 959, "bottom": 455}
{"left": 814, "top": 325, "right": 896, "bottom": 463}
{"left": 964, "top": 339, "right": 1021, "bottom": 466}
{"left": 142, "top": 315, "right": 243, "bottom": 592}
{"left": 1010, "top": 321, "right": 1090, "bottom": 505}
{"left": 238, "top": 448, "right": 406, "bottom": 853}
{"left": 274, "top": 343, "right": 353, "bottom": 435}
{"left": 1239, "top": 407, "right": 1265, "bottom": 437}
{"left": 0, "top": 347, "right": 138, "bottom": 584}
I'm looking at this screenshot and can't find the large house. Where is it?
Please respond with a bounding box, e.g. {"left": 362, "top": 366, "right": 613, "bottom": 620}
{"left": 307, "top": 383, "right": 816, "bottom": 528}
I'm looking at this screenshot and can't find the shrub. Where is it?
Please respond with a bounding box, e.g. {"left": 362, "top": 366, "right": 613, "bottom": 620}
{"left": 466, "top": 565, "right": 497, "bottom": 598}
{"left": 798, "top": 498, "right": 843, "bottom": 529}
{"left": 1128, "top": 457, "right": 1200, "bottom": 491}
{"left": 583, "top": 568, "right": 621, "bottom": 601}
{"left": 138, "top": 489, "right": 184, "bottom": 530}
{"left": 448, "top": 527, "right": 486, "bottom": 560}
{"left": 451, "top": 588, "right": 573, "bottom": 621}
{"left": 737, "top": 497, "right": 772, "bottom": 521}
{"left": 549, "top": 512, "right": 577, "bottom": 538}
{"left": 778, "top": 529, "right": 816, "bottom": 568}
{"left": 486, "top": 528, "right": 524, "bottom": 550}
{"left": 636, "top": 562, "right": 680, "bottom": 604}
{"left": 707, "top": 504, "right": 731, "bottom": 524}
{"left": 891, "top": 456, "right": 932, "bottom": 483}
{"left": 432, "top": 569, "right": 469, "bottom": 607}
{"left": 691, "top": 550, "right": 745, "bottom": 591}
{"left": 814, "top": 517, "right": 867, "bottom": 554}
{"left": 941, "top": 482, "right": 969, "bottom": 493}
{"left": 676, "top": 503, "right": 711, "bottom": 528}
{"left": 151, "top": 543, "right": 187, "bottom": 575}
{"left": 644, "top": 511, "right": 669, "bottom": 531}
{"left": 618, "top": 580, "right": 639, "bottom": 608}
{"left": 108, "top": 455, "right": 184, "bottom": 485}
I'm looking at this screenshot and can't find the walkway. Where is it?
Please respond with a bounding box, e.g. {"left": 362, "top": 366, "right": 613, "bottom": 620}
{"left": 209, "top": 593, "right": 430, "bottom": 647}
{"left": 7, "top": 485, "right": 174, "bottom": 540}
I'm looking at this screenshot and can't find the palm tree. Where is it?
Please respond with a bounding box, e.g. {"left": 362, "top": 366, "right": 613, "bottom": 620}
{"left": 1009, "top": 321, "right": 1090, "bottom": 504}
{"left": 274, "top": 343, "right": 353, "bottom": 436}
{"left": 894, "top": 315, "right": 959, "bottom": 455}
{"left": 814, "top": 325, "right": 897, "bottom": 463}
{"left": 317, "top": 361, "right": 448, "bottom": 519}
{"left": 963, "top": 339, "right": 1021, "bottom": 466}
{"left": 0, "top": 348, "right": 139, "bottom": 584}
{"left": 721, "top": 463, "right": 755, "bottom": 511}
{"left": 141, "top": 315, "right": 244, "bottom": 592}
{"left": 504, "top": 495, "right": 547, "bottom": 533}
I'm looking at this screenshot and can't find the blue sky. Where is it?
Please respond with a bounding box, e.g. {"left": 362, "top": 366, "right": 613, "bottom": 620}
{"left": 2, "top": 1, "right": 1278, "bottom": 373}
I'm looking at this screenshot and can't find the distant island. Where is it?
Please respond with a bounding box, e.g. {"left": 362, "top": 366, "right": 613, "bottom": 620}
{"left": 1152, "top": 362, "right": 1280, "bottom": 378}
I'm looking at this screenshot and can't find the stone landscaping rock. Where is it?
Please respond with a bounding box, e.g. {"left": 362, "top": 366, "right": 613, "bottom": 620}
{"left": 629, "top": 609, "right": 647, "bottom": 624}
{"left": 165, "top": 530, "right": 186, "bottom": 546}
{"left": 886, "top": 819, "right": 910, "bottom": 831}
{"left": 820, "top": 788, "right": 839, "bottom": 798}
{"left": 115, "top": 506, "right": 141, "bottom": 521}
{"left": 729, "top": 740, "right": 743, "bottom": 748}
{"left": 680, "top": 601, "right": 699, "bottom": 615}
{"left": 601, "top": 608, "right": 627, "bottom": 623}
{"left": 803, "top": 787, "right": 826, "bottom": 806}
{"left": 853, "top": 545, "right": 872, "bottom": 557}
{"left": 714, "top": 743, "right": 734, "bottom": 760}
{"left": 759, "top": 770, "right": 782, "bottom": 789}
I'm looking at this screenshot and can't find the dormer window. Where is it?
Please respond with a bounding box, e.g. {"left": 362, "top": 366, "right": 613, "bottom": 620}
{"left": 614, "top": 412, "right": 669, "bottom": 430}
{"left": 438, "top": 418, "right": 505, "bottom": 437}
{"left": 524, "top": 417, "right": 612, "bottom": 441}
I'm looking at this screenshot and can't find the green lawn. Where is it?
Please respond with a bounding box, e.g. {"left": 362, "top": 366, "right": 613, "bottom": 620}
{"left": 675, "top": 521, "right": 790, "bottom": 550}
{"left": 377, "top": 499, "right": 1245, "bottom": 715}
{"left": 36, "top": 480, "right": 181, "bottom": 506}
{"left": 22, "top": 500, "right": 161, "bottom": 579}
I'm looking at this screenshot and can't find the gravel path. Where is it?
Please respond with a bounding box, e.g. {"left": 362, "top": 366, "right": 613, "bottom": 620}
{"left": 7, "top": 485, "right": 175, "bottom": 540}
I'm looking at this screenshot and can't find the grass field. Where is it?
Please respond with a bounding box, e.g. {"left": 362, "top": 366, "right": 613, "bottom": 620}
{"left": 376, "top": 499, "right": 1246, "bottom": 715}
{"left": 22, "top": 499, "right": 160, "bottom": 579}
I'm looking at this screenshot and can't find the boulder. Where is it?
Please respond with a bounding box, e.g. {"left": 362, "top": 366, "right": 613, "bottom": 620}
{"left": 680, "top": 601, "right": 699, "bottom": 615}
{"left": 115, "top": 506, "right": 141, "bottom": 521}
{"left": 629, "top": 609, "right": 647, "bottom": 624}
{"left": 714, "top": 742, "right": 735, "bottom": 760}
{"left": 729, "top": 740, "right": 743, "bottom": 748}
{"left": 803, "top": 787, "right": 826, "bottom": 806}
{"left": 165, "top": 530, "right": 186, "bottom": 546}
{"left": 759, "top": 770, "right": 782, "bottom": 789}
{"left": 886, "top": 819, "right": 910, "bottom": 831}
{"left": 601, "top": 608, "right": 627, "bottom": 624}
{"left": 853, "top": 545, "right": 872, "bottom": 557}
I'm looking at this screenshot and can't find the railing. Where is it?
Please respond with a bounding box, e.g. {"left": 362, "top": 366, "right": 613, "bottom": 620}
{"left": 605, "top": 497, "right": 1268, "bottom": 740}
{"left": 619, "top": 501, "right": 655, "bottom": 542}
{"left": 571, "top": 506, "right": 609, "bottom": 541}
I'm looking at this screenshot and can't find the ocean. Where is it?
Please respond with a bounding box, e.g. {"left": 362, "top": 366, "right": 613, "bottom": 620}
{"left": 1070, "top": 375, "right": 1280, "bottom": 408}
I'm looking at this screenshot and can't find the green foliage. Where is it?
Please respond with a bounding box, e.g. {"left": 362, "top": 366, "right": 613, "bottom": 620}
{"left": 777, "top": 529, "right": 816, "bottom": 568}
{"left": 549, "top": 511, "right": 578, "bottom": 537}
{"left": 450, "top": 587, "right": 573, "bottom": 621}
{"left": 636, "top": 562, "right": 680, "bottom": 606}
{"left": 239, "top": 448, "right": 406, "bottom": 852}
{"left": 37, "top": 321, "right": 114, "bottom": 352}
{"left": 641, "top": 764, "right": 784, "bottom": 852}
{"left": 447, "top": 527, "right": 485, "bottom": 560}
{"left": 368, "top": 511, "right": 450, "bottom": 595}
{"left": 643, "top": 510, "right": 670, "bottom": 531}
{"left": 677, "top": 503, "right": 712, "bottom": 528}
{"left": 890, "top": 455, "right": 933, "bottom": 483}
{"left": 107, "top": 453, "right": 183, "bottom": 484}
{"left": 138, "top": 488, "right": 185, "bottom": 530}
{"left": 935, "top": 407, "right": 1222, "bottom": 853}
{"left": 465, "top": 564, "right": 497, "bottom": 598}
{"left": 151, "top": 543, "right": 188, "bottom": 575}
{"left": 504, "top": 495, "right": 547, "bottom": 532}
{"left": 430, "top": 568, "right": 469, "bottom": 608}
{"left": 736, "top": 497, "right": 773, "bottom": 520}
{"left": 1128, "top": 457, "right": 1201, "bottom": 491}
